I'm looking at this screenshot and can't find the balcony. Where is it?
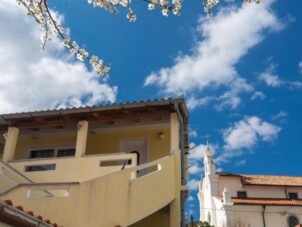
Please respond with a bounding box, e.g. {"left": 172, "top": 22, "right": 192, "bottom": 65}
{"left": 7, "top": 152, "right": 138, "bottom": 183}
{"left": 1, "top": 153, "right": 176, "bottom": 227}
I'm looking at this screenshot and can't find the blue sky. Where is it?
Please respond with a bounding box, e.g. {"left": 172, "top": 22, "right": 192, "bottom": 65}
{"left": 0, "top": 0, "right": 302, "bottom": 221}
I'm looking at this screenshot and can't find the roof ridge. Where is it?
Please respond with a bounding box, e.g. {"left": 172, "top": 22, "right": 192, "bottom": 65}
{"left": 217, "top": 172, "right": 302, "bottom": 178}
{"left": 0, "top": 96, "right": 178, "bottom": 116}
{"left": 0, "top": 97, "right": 183, "bottom": 117}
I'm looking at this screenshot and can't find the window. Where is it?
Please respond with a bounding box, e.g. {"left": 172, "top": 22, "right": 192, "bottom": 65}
{"left": 288, "top": 192, "right": 298, "bottom": 200}
{"left": 29, "top": 149, "right": 54, "bottom": 159}
{"left": 27, "top": 188, "right": 70, "bottom": 199}
{"left": 28, "top": 147, "right": 75, "bottom": 159}
{"left": 288, "top": 215, "right": 299, "bottom": 227}
{"left": 57, "top": 149, "right": 76, "bottom": 157}
{"left": 25, "top": 164, "right": 56, "bottom": 172}
{"left": 237, "top": 191, "right": 247, "bottom": 198}
{"left": 0, "top": 143, "right": 4, "bottom": 156}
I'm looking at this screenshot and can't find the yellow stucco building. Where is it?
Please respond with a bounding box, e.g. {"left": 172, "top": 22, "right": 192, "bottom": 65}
{"left": 0, "top": 98, "right": 189, "bottom": 227}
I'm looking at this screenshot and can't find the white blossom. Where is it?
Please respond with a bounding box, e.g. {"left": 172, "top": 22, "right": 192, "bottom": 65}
{"left": 111, "top": 0, "right": 119, "bottom": 5}
{"left": 16, "top": 0, "right": 258, "bottom": 76}
{"left": 148, "top": 3, "right": 155, "bottom": 10}
{"left": 162, "top": 8, "right": 168, "bottom": 16}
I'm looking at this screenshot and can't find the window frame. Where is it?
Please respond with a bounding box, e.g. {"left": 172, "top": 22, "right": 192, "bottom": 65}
{"left": 25, "top": 164, "right": 56, "bottom": 172}
{"left": 288, "top": 192, "right": 299, "bottom": 200}
{"left": 237, "top": 191, "right": 247, "bottom": 198}
{"left": 287, "top": 215, "right": 300, "bottom": 227}
{"left": 26, "top": 145, "right": 76, "bottom": 159}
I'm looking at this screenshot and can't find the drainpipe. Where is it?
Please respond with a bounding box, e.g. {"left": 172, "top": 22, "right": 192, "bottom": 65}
{"left": 262, "top": 205, "right": 266, "bottom": 227}
{"left": 174, "top": 102, "right": 187, "bottom": 227}
{"left": 285, "top": 186, "right": 288, "bottom": 199}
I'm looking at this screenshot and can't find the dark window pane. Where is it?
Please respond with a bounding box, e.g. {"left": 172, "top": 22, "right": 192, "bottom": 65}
{"left": 0, "top": 143, "right": 4, "bottom": 155}
{"left": 29, "top": 149, "right": 54, "bottom": 159}
{"left": 288, "top": 216, "right": 299, "bottom": 227}
{"left": 25, "top": 164, "right": 56, "bottom": 172}
{"left": 289, "top": 193, "right": 298, "bottom": 200}
{"left": 237, "top": 191, "right": 247, "bottom": 198}
{"left": 130, "top": 151, "right": 140, "bottom": 165}
{"left": 57, "top": 149, "right": 75, "bottom": 157}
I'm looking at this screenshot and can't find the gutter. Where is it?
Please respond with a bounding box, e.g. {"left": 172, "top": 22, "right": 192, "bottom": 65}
{"left": 174, "top": 101, "right": 189, "bottom": 227}
{"left": 262, "top": 205, "right": 266, "bottom": 227}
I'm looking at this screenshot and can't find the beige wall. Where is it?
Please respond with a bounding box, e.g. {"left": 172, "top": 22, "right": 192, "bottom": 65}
{"left": 14, "top": 134, "right": 77, "bottom": 160}
{"left": 9, "top": 153, "right": 137, "bottom": 183}
{"left": 217, "top": 176, "right": 242, "bottom": 197}
{"left": 13, "top": 127, "right": 170, "bottom": 161}
{"left": 2, "top": 113, "right": 183, "bottom": 227}
{"left": 2, "top": 155, "right": 176, "bottom": 227}
{"left": 218, "top": 176, "right": 302, "bottom": 199}
{"left": 130, "top": 206, "right": 170, "bottom": 227}
{"left": 86, "top": 127, "right": 171, "bottom": 161}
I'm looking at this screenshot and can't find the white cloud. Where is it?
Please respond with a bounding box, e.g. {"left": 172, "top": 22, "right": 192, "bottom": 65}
{"left": 145, "top": 0, "right": 281, "bottom": 110}
{"left": 187, "top": 96, "right": 212, "bottom": 110}
{"left": 189, "top": 143, "right": 216, "bottom": 161}
{"left": 188, "top": 165, "right": 204, "bottom": 175}
{"left": 290, "top": 81, "right": 302, "bottom": 89}
{"left": 236, "top": 160, "right": 246, "bottom": 166}
{"left": 251, "top": 91, "right": 266, "bottom": 100}
{"left": 189, "top": 129, "right": 198, "bottom": 138}
{"left": 299, "top": 61, "right": 302, "bottom": 75}
{"left": 188, "top": 179, "right": 200, "bottom": 191}
{"left": 0, "top": 0, "right": 117, "bottom": 114}
{"left": 271, "top": 111, "right": 288, "bottom": 121}
{"left": 188, "top": 143, "right": 206, "bottom": 176}
{"left": 187, "top": 195, "right": 194, "bottom": 201}
{"left": 259, "top": 62, "right": 302, "bottom": 89}
{"left": 259, "top": 72, "right": 282, "bottom": 87}
{"left": 188, "top": 143, "right": 217, "bottom": 176}
{"left": 215, "top": 91, "right": 241, "bottom": 110}
{"left": 223, "top": 116, "right": 281, "bottom": 151}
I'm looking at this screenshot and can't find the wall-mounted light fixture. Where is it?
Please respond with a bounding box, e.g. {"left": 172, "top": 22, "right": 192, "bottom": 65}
{"left": 77, "top": 122, "right": 83, "bottom": 131}
{"left": 158, "top": 131, "right": 164, "bottom": 140}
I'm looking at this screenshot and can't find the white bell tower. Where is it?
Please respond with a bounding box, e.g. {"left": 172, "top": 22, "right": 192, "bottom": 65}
{"left": 204, "top": 143, "right": 216, "bottom": 176}
{"left": 198, "top": 143, "right": 219, "bottom": 226}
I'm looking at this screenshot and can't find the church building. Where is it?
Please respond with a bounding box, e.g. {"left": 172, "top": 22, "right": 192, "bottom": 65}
{"left": 198, "top": 146, "right": 302, "bottom": 227}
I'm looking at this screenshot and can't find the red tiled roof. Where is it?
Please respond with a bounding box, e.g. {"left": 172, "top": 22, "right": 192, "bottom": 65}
{"left": 215, "top": 196, "right": 302, "bottom": 206}
{"left": 241, "top": 175, "right": 302, "bottom": 186}
{"left": 217, "top": 172, "right": 302, "bottom": 187}
{"left": 0, "top": 198, "right": 62, "bottom": 227}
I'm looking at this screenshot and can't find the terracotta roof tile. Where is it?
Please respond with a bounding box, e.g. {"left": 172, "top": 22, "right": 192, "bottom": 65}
{"left": 217, "top": 172, "right": 302, "bottom": 186}
{"left": 215, "top": 196, "right": 302, "bottom": 206}
{"left": 0, "top": 198, "right": 62, "bottom": 227}
{"left": 241, "top": 175, "right": 302, "bottom": 186}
